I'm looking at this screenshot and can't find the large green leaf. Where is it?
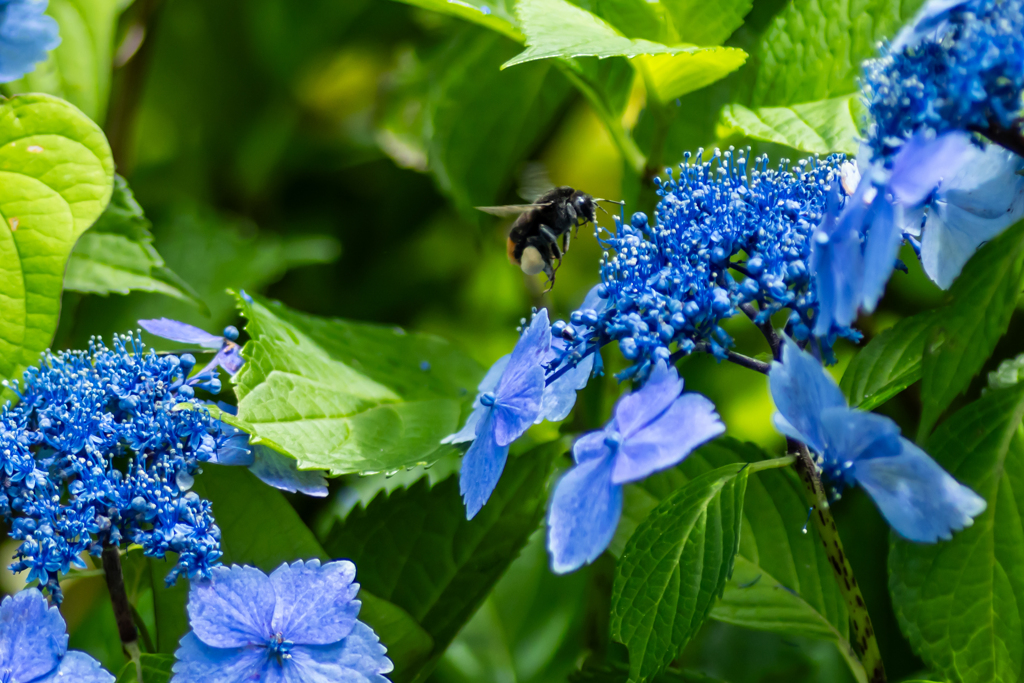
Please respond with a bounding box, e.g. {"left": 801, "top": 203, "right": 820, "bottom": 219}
{"left": 610, "top": 439, "right": 861, "bottom": 682}
{"left": 890, "top": 383, "right": 1024, "bottom": 683}
{"left": 6, "top": 0, "right": 119, "bottom": 122}
{"left": 64, "top": 175, "right": 200, "bottom": 304}
{"left": 192, "top": 464, "right": 435, "bottom": 678}
{"left": 638, "top": 50, "right": 748, "bottom": 104}
{"left": 115, "top": 654, "right": 174, "bottom": 683}
{"left": 0, "top": 93, "right": 114, "bottom": 384}
{"left": 611, "top": 463, "right": 749, "bottom": 683}
{"left": 231, "top": 294, "right": 482, "bottom": 475}
{"left": 661, "top": 0, "right": 752, "bottom": 47}
{"left": 919, "top": 218, "right": 1024, "bottom": 438}
{"left": 749, "top": 0, "right": 925, "bottom": 106}
{"left": 323, "top": 441, "right": 560, "bottom": 680}
{"left": 840, "top": 312, "right": 935, "bottom": 410}
{"left": 718, "top": 95, "right": 861, "bottom": 156}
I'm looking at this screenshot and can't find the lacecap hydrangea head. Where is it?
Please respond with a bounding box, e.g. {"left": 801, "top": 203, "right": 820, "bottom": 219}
{"left": 862, "top": 0, "right": 1024, "bottom": 166}
{"left": 0, "top": 333, "right": 226, "bottom": 600}
{"left": 553, "top": 148, "right": 857, "bottom": 380}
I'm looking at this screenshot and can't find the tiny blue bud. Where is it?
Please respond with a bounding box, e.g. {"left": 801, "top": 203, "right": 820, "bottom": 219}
{"left": 223, "top": 326, "right": 239, "bottom": 341}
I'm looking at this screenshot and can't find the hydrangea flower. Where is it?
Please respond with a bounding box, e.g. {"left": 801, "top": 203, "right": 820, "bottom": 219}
{"left": 139, "top": 318, "right": 245, "bottom": 377}
{"left": 769, "top": 337, "right": 986, "bottom": 542}
{"left": 550, "top": 148, "right": 856, "bottom": 379}
{"left": 547, "top": 362, "right": 724, "bottom": 573}
{"left": 172, "top": 559, "right": 392, "bottom": 683}
{"left": 863, "top": 0, "right": 1024, "bottom": 166}
{"left": 0, "top": 0, "right": 60, "bottom": 83}
{"left": 0, "top": 334, "right": 224, "bottom": 599}
{"left": 0, "top": 588, "right": 114, "bottom": 682}
{"left": 443, "top": 309, "right": 551, "bottom": 519}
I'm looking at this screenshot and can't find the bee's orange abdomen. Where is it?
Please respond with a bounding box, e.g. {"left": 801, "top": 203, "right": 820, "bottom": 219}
{"left": 507, "top": 237, "right": 519, "bottom": 264}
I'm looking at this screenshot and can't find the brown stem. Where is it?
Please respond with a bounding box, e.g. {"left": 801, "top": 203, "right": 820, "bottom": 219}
{"left": 969, "top": 119, "right": 1024, "bottom": 159}
{"left": 789, "top": 440, "right": 886, "bottom": 683}
{"left": 102, "top": 544, "right": 140, "bottom": 649}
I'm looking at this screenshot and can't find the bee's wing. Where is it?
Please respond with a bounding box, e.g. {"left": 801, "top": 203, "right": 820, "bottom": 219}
{"left": 475, "top": 203, "right": 551, "bottom": 216}
{"left": 518, "top": 161, "right": 554, "bottom": 202}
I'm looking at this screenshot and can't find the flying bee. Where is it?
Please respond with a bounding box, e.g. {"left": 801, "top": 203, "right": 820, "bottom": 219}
{"left": 477, "top": 186, "right": 622, "bottom": 291}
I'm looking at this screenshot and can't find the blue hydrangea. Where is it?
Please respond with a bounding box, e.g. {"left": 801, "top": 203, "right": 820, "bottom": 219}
{"left": 769, "top": 337, "right": 986, "bottom": 542}
{"left": 139, "top": 318, "right": 245, "bottom": 377}
{"left": 172, "top": 559, "right": 392, "bottom": 683}
{"left": 0, "top": 334, "right": 225, "bottom": 600}
{"left": 547, "top": 361, "right": 724, "bottom": 573}
{"left": 0, "top": 0, "right": 59, "bottom": 83}
{"left": 0, "top": 588, "right": 114, "bottom": 682}
{"left": 443, "top": 309, "right": 552, "bottom": 519}
{"left": 863, "top": 0, "right": 1024, "bottom": 166}
{"left": 551, "top": 148, "right": 855, "bottom": 378}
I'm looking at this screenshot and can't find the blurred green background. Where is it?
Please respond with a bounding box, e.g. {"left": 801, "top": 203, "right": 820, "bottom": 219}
{"left": 22, "top": 0, "right": 977, "bottom": 680}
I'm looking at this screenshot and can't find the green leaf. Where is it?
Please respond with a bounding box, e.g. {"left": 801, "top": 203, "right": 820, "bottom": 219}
{"left": 989, "top": 353, "right": 1024, "bottom": 391}
{"left": 192, "top": 464, "right": 434, "bottom": 678}
{"left": 661, "top": 0, "right": 752, "bottom": 46}
{"left": 718, "top": 95, "right": 862, "bottom": 156}
{"left": 323, "top": 440, "right": 560, "bottom": 679}
{"left": 504, "top": 0, "right": 747, "bottom": 95}
{"left": 919, "top": 218, "right": 1024, "bottom": 438}
{"left": 6, "top": 0, "right": 119, "bottom": 122}
{"left": 840, "top": 312, "right": 935, "bottom": 410}
{"left": 610, "top": 463, "right": 749, "bottom": 683}
{"left": 64, "top": 175, "right": 201, "bottom": 305}
{"left": 570, "top": 660, "right": 728, "bottom": 682}
{"left": 232, "top": 294, "right": 483, "bottom": 475}
{"left": 0, "top": 93, "right": 114, "bottom": 384}
{"left": 638, "top": 49, "right": 748, "bottom": 104}
{"left": 580, "top": 0, "right": 671, "bottom": 42}
{"left": 610, "top": 439, "right": 862, "bottom": 683}
{"left": 115, "top": 654, "right": 175, "bottom": 683}
{"left": 388, "top": 0, "right": 523, "bottom": 41}
{"left": 889, "top": 383, "right": 1024, "bottom": 683}
{"left": 749, "top": 0, "right": 925, "bottom": 106}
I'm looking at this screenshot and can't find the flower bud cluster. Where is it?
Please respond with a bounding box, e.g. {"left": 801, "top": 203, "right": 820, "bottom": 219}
{"left": 0, "top": 334, "right": 225, "bottom": 600}
{"left": 552, "top": 148, "right": 855, "bottom": 381}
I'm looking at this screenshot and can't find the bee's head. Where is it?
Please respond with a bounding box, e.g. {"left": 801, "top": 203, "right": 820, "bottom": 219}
{"left": 572, "top": 192, "right": 597, "bottom": 224}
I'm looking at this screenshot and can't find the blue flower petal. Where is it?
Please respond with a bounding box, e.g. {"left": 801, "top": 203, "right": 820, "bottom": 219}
{"left": 572, "top": 430, "right": 613, "bottom": 464}
{"left": 811, "top": 182, "right": 865, "bottom": 335}
{"left": 0, "top": 589, "right": 66, "bottom": 682}
{"left": 547, "top": 450, "right": 622, "bottom": 574}
{"left": 860, "top": 191, "right": 899, "bottom": 314}
{"left": 211, "top": 422, "right": 253, "bottom": 466}
{"left": 854, "top": 438, "right": 986, "bottom": 542}
{"left": 768, "top": 338, "right": 846, "bottom": 453}
{"left": 249, "top": 446, "right": 329, "bottom": 498}
{"left": 139, "top": 318, "right": 224, "bottom": 348}
{"left": 269, "top": 559, "right": 360, "bottom": 645}
{"left": 171, "top": 631, "right": 266, "bottom": 683}
{"left": 537, "top": 352, "right": 594, "bottom": 424}
{"left": 613, "top": 361, "right": 683, "bottom": 439}
{"left": 0, "top": 0, "right": 60, "bottom": 83}
{"left": 286, "top": 622, "right": 394, "bottom": 683}
{"left": 187, "top": 565, "right": 276, "bottom": 648}
{"left": 891, "top": 0, "right": 969, "bottom": 50}
{"left": 441, "top": 356, "right": 509, "bottom": 445}
{"left": 612, "top": 393, "right": 725, "bottom": 485}
{"left": 887, "top": 131, "right": 973, "bottom": 207}
{"left": 492, "top": 311, "right": 550, "bottom": 445}
{"left": 921, "top": 144, "right": 1024, "bottom": 288}
{"left": 459, "top": 412, "right": 510, "bottom": 519}
{"left": 40, "top": 651, "right": 114, "bottom": 683}
{"left": 817, "top": 406, "right": 902, "bottom": 465}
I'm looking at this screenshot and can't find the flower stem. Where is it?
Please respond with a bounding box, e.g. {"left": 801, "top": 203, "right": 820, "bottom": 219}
{"left": 102, "top": 544, "right": 143, "bottom": 681}
{"left": 688, "top": 342, "right": 771, "bottom": 375}
{"left": 789, "top": 440, "right": 886, "bottom": 683}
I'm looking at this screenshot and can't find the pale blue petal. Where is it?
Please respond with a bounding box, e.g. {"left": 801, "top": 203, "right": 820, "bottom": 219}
{"left": 492, "top": 364, "right": 545, "bottom": 446}
{"left": 887, "top": 131, "right": 973, "bottom": 207}
{"left": 612, "top": 393, "right": 724, "bottom": 484}
{"left": 39, "top": 651, "right": 114, "bottom": 683}
{"left": 171, "top": 631, "right": 267, "bottom": 683}
{"left": 212, "top": 422, "right": 253, "bottom": 466}
{"left": 459, "top": 412, "right": 510, "bottom": 519}
{"left": 479, "top": 355, "right": 510, "bottom": 393}
{"left": 0, "top": 589, "right": 66, "bottom": 682}
{"left": 537, "top": 353, "right": 594, "bottom": 424}
{"left": 573, "top": 430, "right": 612, "bottom": 465}
{"left": 269, "top": 559, "right": 360, "bottom": 645}
{"left": 139, "top": 318, "right": 224, "bottom": 348}
{"left": 811, "top": 183, "right": 864, "bottom": 335}
{"left": 921, "top": 146, "right": 1024, "bottom": 288}
{"left": 768, "top": 338, "right": 846, "bottom": 453}
{"left": 442, "top": 356, "right": 508, "bottom": 445}
{"left": 891, "top": 0, "right": 968, "bottom": 50}
{"left": 282, "top": 623, "right": 393, "bottom": 683}
{"left": 0, "top": 0, "right": 60, "bottom": 83}
{"left": 817, "top": 406, "right": 903, "bottom": 466}
{"left": 854, "top": 439, "right": 987, "bottom": 543}
{"left": 860, "top": 193, "right": 899, "bottom": 314}
{"left": 547, "top": 452, "right": 622, "bottom": 574}
{"left": 199, "top": 344, "right": 244, "bottom": 376}
{"left": 187, "top": 565, "right": 276, "bottom": 648}
{"left": 613, "top": 361, "right": 683, "bottom": 439}
{"left": 249, "top": 446, "right": 329, "bottom": 497}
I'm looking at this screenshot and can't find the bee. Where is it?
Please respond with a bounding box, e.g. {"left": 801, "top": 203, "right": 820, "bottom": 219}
{"left": 477, "top": 186, "right": 621, "bottom": 290}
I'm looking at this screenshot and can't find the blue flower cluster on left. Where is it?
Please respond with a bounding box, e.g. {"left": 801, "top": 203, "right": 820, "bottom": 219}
{"left": 0, "top": 0, "right": 60, "bottom": 83}
{"left": 0, "top": 333, "right": 225, "bottom": 601}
